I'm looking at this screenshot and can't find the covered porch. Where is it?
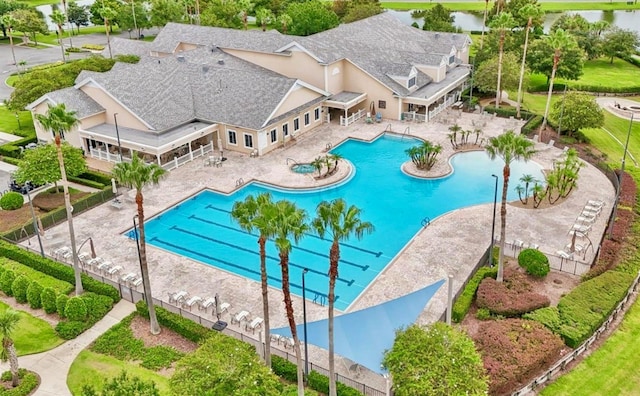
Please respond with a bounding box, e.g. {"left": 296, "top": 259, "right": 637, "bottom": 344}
{"left": 324, "top": 91, "right": 367, "bottom": 126}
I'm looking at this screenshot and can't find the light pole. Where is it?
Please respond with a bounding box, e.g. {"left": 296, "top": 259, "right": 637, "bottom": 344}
{"left": 609, "top": 113, "right": 634, "bottom": 238}
{"left": 132, "top": 215, "right": 144, "bottom": 281}
{"left": 490, "top": 174, "right": 498, "bottom": 265}
{"left": 25, "top": 185, "right": 44, "bottom": 257}
{"left": 302, "top": 268, "right": 309, "bottom": 383}
{"left": 114, "top": 113, "right": 123, "bottom": 162}
{"left": 15, "top": 112, "right": 21, "bottom": 130}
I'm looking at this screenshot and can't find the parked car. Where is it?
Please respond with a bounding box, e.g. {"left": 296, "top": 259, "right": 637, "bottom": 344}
{"left": 8, "top": 179, "right": 37, "bottom": 195}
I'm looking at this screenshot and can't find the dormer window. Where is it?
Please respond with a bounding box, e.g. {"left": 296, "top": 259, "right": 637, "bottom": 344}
{"left": 449, "top": 55, "right": 455, "bottom": 64}
{"left": 408, "top": 76, "right": 416, "bottom": 88}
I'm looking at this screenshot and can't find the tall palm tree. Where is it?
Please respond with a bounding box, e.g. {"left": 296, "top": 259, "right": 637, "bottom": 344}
{"left": 489, "top": 12, "right": 516, "bottom": 109}
{"left": 273, "top": 200, "right": 309, "bottom": 396}
{"left": 278, "top": 13, "right": 292, "bottom": 35}
{"left": 230, "top": 192, "right": 277, "bottom": 367}
{"left": 485, "top": 131, "right": 536, "bottom": 282}
{"left": 542, "top": 29, "right": 576, "bottom": 131}
{"left": 61, "top": 0, "right": 73, "bottom": 47}
{"left": 50, "top": 10, "right": 67, "bottom": 63}
{"left": 35, "top": 104, "right": 83, "bottom": 295}
{"left": 112, "top": 153, "right": 167, "bottom": 335}
{"left": 311, "top": 199, "right": 373, "bottom": 396}
{"left": 516, "top": 4, "right": 544, "bottom": 119}
{"left": 100, "top": 6, "right": 117, "bottom": 59}
{"left": 1, "top": 15, "right": 18, "bottom": 71}
{"left": 480, "top": 0, "right": 490, "bottom": 49}
{"left": 0, "top": 309, "right": 20, "bottom": 387}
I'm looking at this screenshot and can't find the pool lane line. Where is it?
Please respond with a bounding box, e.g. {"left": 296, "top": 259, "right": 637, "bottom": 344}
{"left": 204, "top": 205, "right": 383, "bottom": 258}
{"left": 166, "top": 225, "right": 356, "bottom": 286}
{"left": 149, "top": 236, "right": 335, "bottom": 300}
{"left": 189, "top": 214, "right": 370, "bottom": 272}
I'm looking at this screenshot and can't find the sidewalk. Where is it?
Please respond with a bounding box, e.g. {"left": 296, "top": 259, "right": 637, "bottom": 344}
{"left": 0, "top": 300, "right": 135, "bottom": 396}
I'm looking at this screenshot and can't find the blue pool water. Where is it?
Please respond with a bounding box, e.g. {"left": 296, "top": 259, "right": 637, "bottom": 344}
{"left": 138, "top": 135, "right": 544, "bottom": 311}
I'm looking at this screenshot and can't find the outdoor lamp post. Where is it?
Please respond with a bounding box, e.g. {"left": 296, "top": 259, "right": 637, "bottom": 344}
{"left": 302, "top": 268, "right": 309, "bottom": 382}
{"left": 114, "top": 113, "right": 123, "bottom": 162}
{"left": 15, "top": 112, "right": 21, "bottom": 130}
{"left": 610, "top": 113, "right": 635, "bottom": 238}
{"left": 132, "top": 215, "right": 145, "bottom": 299}
{"left": 25, "top": 185, "right": 44, "bottom": 257}
{"left": 490, "top": 174, "right": 499, "bottom": 265}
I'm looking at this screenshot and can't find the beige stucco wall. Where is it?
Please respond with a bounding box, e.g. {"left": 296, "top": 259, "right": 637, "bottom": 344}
{"left": 417, "top": 63, "right": 446, "bottom": 83}
{"left": 325, "top": 60, "right": 345, "bottom": 94}
{"left": 343, "top": 60, "right": 397, "bottom": 119}
{"left": 79, "top": 113, "right": 107, "bottom": 129}
{"left": 175, "top": 42, "right": 198, "bottom": 52}
{"left": 224, "top": 48, "right": 325, "bottom": 90}
{"left": 80, "top": 85, "right": 151, "bottom": 131}
{"left": 272, "top": 84, "right": 323, "bottom": 119}
{"left": 258, "top": 103, "right": 323, "bottom": 156}
{"left": 31, "top": 102, "right": 83, "bottom": 148}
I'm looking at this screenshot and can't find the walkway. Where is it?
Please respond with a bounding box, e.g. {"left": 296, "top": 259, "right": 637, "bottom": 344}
{"left": 0, "top": 300, "right": 135, "bottom": 396}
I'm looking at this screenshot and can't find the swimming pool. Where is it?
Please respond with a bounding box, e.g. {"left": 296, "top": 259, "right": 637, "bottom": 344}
{"left": 138, "top": 135, "right": 544, "bottom": 311}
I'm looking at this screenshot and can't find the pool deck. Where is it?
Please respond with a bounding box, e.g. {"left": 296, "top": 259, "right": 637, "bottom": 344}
{"left": 25, "top": 110, "right": 615, "bottom": 391}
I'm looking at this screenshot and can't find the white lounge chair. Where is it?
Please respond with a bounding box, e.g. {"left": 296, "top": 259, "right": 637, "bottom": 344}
{"left": 270, "top": 334, "right": 282, "bottom": 344}
{"left": 131, "top": 277, "right": 143, "bottom": 287}
{"left": 107, "top": 265, "right": 123, "bottom": 277}
{"left": 512, "top": 239, "right": 524, "bottom": 251}
{"left": 576, "top": 216, "right": 595, "bottom": 225}
{"left": 584, "top": 205, "right": 602, "bottom": 215}
{"left": 78, "top": 253, "right": 90, "bottom": 266}
{"left": 200, "top": 297, "right": 216, "bottom": 312}
{"left": 218, "top": 302, "right": 230, "bottom": 315}
{"left": 565, "top": 243, "right": 584, "bottom": 255}
{"left": 570, "top": 224, "right": 592, "bottom": 234}
{"left": 282, "top": 337, "right": 295, "bottom": 349}
{"left": 97, "top": 261, "right": 112, "bottom": 273}
{"left": 587, "top": 199, "right": 605, "bottom": 208}
{"left": 87, "top": 257, "right": 104, "bottom": 269}
{"left": 231, "top": 310, "right": 249, "bottom": 325}
{"left": 184, "top": 296, "right": 202, "bottom": 310}
{"left": 121, "top": 272, "right": 137, "bottom": 283}
{"left": 557, "top": 250, "right": 574, "bottom": 261}
{"left": 246, "top": 317, "right": 263, "bottom": 333}
{"left": 169, "top": 291, "right": 189, "bottom": 304}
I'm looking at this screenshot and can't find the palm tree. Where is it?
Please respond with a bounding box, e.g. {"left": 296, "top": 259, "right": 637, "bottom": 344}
{"left": 273, "top": 200, "right": 309, "bottom": 396}
{"left": 35, "top": 104, "right": 83, "bottom": 295}
{"left": 480, "top": 0, "right": 490, "bottom": 49}
{"left": 516, "top": 4, "right": 544, "bottom": 119}
{"left": 485, "top": 131, "right": 536, "bottom": 282}
{"left": 0, "top": 309, "right": 20, "bottom": 387}
{"left": 256, "top": 8, "right": 274, "bottom": 32}
{"left": 230, "top": 193, "right": 277, "bottom": 367}
{"left": 100, "top": 6, "right": 117, "bottom": 59}
{"left": 449, "top": 123, "right": 462, "bottom": 148}
{"left": 519, "top": 174, "right": 536, "bottom": 204}
{"left": 1, "top": 15, "right": 18, "bottom": 71}
{"left": 327, "top": 153, "right": 342, "bottom": 173}
{"left": 278, "top": 13, "right": 292, "bottom": 35}
{"left": 489, "top": 12, "right": 516, "bottom": 109}
{"left": 238, "top": 0, "right": 254, "bottom": 30}
{"left": 542, "top": 29, "right": 576, "bottom": 131}
{"left": 312, "top": 199, "right": 373, "bottom": 396}
{"left": 112, "top": 153, "right": 167, "bottom": 335}
{"left": 311, "top": 156, "right": 324, "bottom": 177}
{"left": 50, "top": 10, "right": 67, "bottom": 62}
{"left": 474, "top": 128, "right": 483, "bottom": 145}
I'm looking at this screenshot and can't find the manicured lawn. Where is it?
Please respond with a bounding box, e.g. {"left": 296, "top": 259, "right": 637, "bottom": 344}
{"left": 541, "top": 292, "right": 640, "bottom": 395}
{"left": 0, "top": 106, "right": 35, "bottom": 137}
{"left": 67, "top": 350, "right": 172, "bottom": 396}
{"left": 0, "top": 257, "right": 74, "bottom": 295}
{"left": 581, "top": 104, "right": 640, "bottom": 166}
{"left": 10, "top": 26, "right": 119, "bottom": 47}
{"left": 557, "top": 58, "right": 640, "bottom": 89}
{"left": 381, "top": 1, "right": 640, "bottom": 11}
{"left": 0, "top": 301, "right": 63, "bottom": 356}
{"left": 16, "top": 0, "right": 58, "bottom": 5}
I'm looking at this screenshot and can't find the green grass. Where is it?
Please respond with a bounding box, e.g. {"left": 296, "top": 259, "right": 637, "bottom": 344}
{"left": 67, "top": 350, "right": 172, "bottom": 396}
{"left": 0, "top": 301, "right": 64, "bottom": 356}
{"left": 16, "top": 0, "right": 59, "bottom": 5}
{"left": 540, "top": 291, "right": 640, "bottom": 395}
{"left": 0, "top": 106, "right": 35, "bottom": 137}
{"left": 0, "top": 257, "right": 74, "bottom": 295}
{"left": 381, "top": 1, "right": 640, "bottom": 11}
{"left": 10, "top": 26, "right": 118, "bottom": 47}
{"left": 556, "top": 58, "right": 640, "bottom": 89}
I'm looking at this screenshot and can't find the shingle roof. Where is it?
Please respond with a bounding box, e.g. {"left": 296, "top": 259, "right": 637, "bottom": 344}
{"left": 103, "top": 37, "right": 152, "bottom": 58}
{"left": 45, "top": 87, "right": 104, "bottom": 118}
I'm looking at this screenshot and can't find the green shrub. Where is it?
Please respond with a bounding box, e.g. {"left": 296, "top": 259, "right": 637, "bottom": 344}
{"left": 67, "top": 176, "right": 105, "bottom": 189}
{"left": 82, "top": 44, "right": 105, "bottom": 50}
{"left": 0, "top": 241, "right": 120, "bottom": 302}
{"left": 476, "top": 307, "right": 492, "bottom": 320}
{"left": 271, "top": 355, "right": 298, "bottom": 383}
{"left": 0, "top": 269, "right": 16, "bottom": 296}
{"left": 281, "top": 385, "right": 320, "bottom": 396}
{"left": 522, "top": 115, "right": 543, "bottom": 136}
{"left": 271, "top": 356, "right": 363, "bottom": 396}
{"left": 82, "top": 292, "right": 114, "bottom": 322}
{"left": 77, "top": 170, "right": 113, "bottom": 186}
{"left": 0, "top": 369, "right": 39, "bottom": 396}
{"left": 26, "top": 281, "right": 43, "bottom": 309}
{"left": 11, "top": 275, "right": 31, "bottom": 303}
{"left": 56, "top": 294, "right": 70, "bottom": 318}
{"left": 55, "top": 320, "right": 89, "bottom": 340}
{"left": 0, "top": 191, "right": 24, "bottom": 210}
{"left": 114, "top": 54, "right": 140, "bottom": 64}
{"left": 65, "top": 296, "right": 88, "bottom": 321}
{"left": 0, "top": 156, "right": 22, "bottom": 166}
{"left": 41, "top": 287, "right": 58, "bottom": 314}
{"left": 452, "top": 266, "right": 498, "bottom": 323}
{"left": 141, "top": 346, "right": 183, "bottom": 370}
{"left": 136, "top": 301, "right": 210, "bottom": 343}
{"left": 523, "top": 306, "right": 561, "bottom": 333}
{"left": 518, "top": 248, "right": 550, "bottom": 278}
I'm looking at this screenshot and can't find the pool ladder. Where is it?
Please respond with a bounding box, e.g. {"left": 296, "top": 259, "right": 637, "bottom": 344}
{"left": 325, "top": 142, "right": 332, "bottom": 151}
{"left": 286, "top": 158, "right": 298, "bottom": 165}
{"left": 402, "top": 126, "right": 410, "bottom": 139}
{"left": 235, "top": 178, "right": 245, "bottom": 187}
{"left": 313, "top": 293, "right": 326, "bottom": 306}
{"left": 421, "top": 217, "right": 430, "bottom": 228}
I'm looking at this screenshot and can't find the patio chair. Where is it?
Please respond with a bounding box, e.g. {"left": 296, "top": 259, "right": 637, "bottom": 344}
{"left": 183, "top": 296, "right": 203, "bottom": 311}
{"left": 200, "top": 297, "right": 216, "bottom": 312}
{"left": 52, "top": 246, "right": 71, "bottom": 260}
{"left": 246, "top": 317, "right": 263, "bottom": 333}
{"left": 282, "top": 337, "right": 295, "bottom": 349}
{"left": 584, "top": 205, "right": 602, "bottom": 215}
{"left": 120, "top": 272, "right": 137, "bottom": 284}
{"left": 557, "top": 250, "right": 574, "bottom": 261}
{"left": 97, "top": 261, "right": 112, "bottom": 273}
{"left": 107, "top": 265, "right": 123, "bottom": 277}
{"left": 511, "top": 239, "right": 524, "bottom": 251}
{"left": 218, "top": 302, "right": 231, "bottom": 315}
{"left": 270, "top": 334, "right": 282, "bottom": 344}
{"left": 587, "top": 199, "right": 605, "bottom": 208}
{"left": 169, "top": 291, "right": 189, "bottom": 304}
{"left": 231, "top": 310, "right": 250, "bottom": 325}
{"left": 131, "top": 277, "right": 143, "bottom": 288}
{"left": 575, "top": 216, "right": 595, "bottom": 225}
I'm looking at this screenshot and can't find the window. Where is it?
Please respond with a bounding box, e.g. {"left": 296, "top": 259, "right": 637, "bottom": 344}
{"left": 304, "top": 112, "right": 310, "bottom": 126}
{"left": 314, "top": 107, "right": 320, "bottom": 121}
{"left": 244, "top": 133, "right": 253, "bottom": 148}
{"left": 449, "top": 55, "right": 455, "bottom": 64}
{"left": 283, "top": 123, "right": 289, "bottom": 137}
{"left": 408, "top": 76, "right": 416, "bottom": 88}
{"left": 293, "top": 118, "right": 300, "bottom": 131}
{"left": 270, "top": 129, "right": 277, "bottom": 143}
{"left": 228, "top": 130, "right": 237, "bottom": 145}
{"left": 378, "top": 100, "right": 386, "bottom": 109}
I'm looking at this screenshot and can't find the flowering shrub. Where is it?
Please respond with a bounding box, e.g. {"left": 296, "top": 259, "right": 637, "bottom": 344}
{"left": 476, "top": 268, "right": 550, "bottom": 317}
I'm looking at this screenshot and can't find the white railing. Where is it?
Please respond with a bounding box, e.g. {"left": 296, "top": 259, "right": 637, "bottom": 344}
{"left": 161, "top": 142, "right": 214, "bottom": 171}
{"left": 340, "top": 109, "right": 365, "bottom": 126}
{"left": 428, "top": 95, "right": 457, "bottom": 121}
{"left": 89, "top": 148, "right": 128, "bottom": 163}
{"left": 500, "top": 240, "right": 591, "bottom": 276}
{"left": 402, "top": 112, "right": 426, "bottom": 123}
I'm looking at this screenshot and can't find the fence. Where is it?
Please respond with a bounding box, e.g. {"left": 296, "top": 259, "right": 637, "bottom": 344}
{"left": 499, "top": 240, "right": 591, "bottom": 276}
{"left": 340, "top": 109, "right": 366, "bottom": 126}
{"left": 512, "top": 270, "right": 640, "bottom": 395}
{"left": 161, "top": 142, "right": 214, "bottom": 171}
{"left": 401, "top": 112, "right": 426, "bottom": 123}
{"left": 428, "top": 95, "right": 456, "bottom": 121}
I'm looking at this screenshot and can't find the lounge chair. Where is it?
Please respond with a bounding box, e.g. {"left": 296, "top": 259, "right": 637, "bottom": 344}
{"left": 97, "top": 261, "right": 112, "bottom": 273}
{"left": 120, "top": 272, "right": 137, "bottom": 284}
{"left": 556, "top": 250, "right": 574, "bottom": 261}
{"left": 587, "top": 199, "right": 605, "bottom": 208}
{"left": 584, "top": 205, "right": 602, "bottom": 215}
{"left": 200, "top": 297, "right": 216, "bottom": 312}
{"left": 218, "top": 302, "right": 230, "bottom": 315}
{"left": 107, "top": 265, "right": 123, "bottom": 277}
{"left": 576, "top": 216, "right": 595, "bottom": 225}
{"left": 78, "top": 253, "right": 90, "bottom": 266}
{"left": 511, "top": 239, "right": 524, "bottom": 251}
{"left": 270, "top": 334, "right": 282, "bottom": 344}
{"left": 131, "top": 277, "right": 143, "bottom": 288}
{"left": 184, "top": 296, "right": 203, "bottom": 311}
{"left": 246, "top": 317, "right": 263, "bottom": 333}
{"left": 87, "top": 257, "right": 104, "bottom": 269}
{"left": 570, "top": 224, "right": 591, "bottom": 234}
{"left": 565, "top": 243, "right": 584, "bottom": 255}
{"left": 169, "top": 291, "right": 189, "bottom": 304}
{"left": 282, "top": 337, "right": 295, "bottom": 349}
{"left": 231, "top": 310, "right": 249, "bottom": 325}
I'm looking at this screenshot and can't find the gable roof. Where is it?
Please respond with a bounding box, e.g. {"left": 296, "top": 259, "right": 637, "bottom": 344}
{"left": 27, "top": 86, "right": 104, "bottom": 118}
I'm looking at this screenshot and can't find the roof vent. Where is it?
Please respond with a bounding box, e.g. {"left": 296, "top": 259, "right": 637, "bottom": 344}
{"left": 177, "top": 55, "right": 185, "bottom": 62}
{"left": 434, "top": 33, "right": 439, "bottom": 39}
{"left": 211, "top": 46, "right": 215, "bottom": 53}
{"left": 202, "top": 65, "right": 209, "bottom": 73}
{"left": 157, "top": 60, "right": 161, "bottom": 64}
{"left": 217, "top": 59, "right": 224, "bottom": 65}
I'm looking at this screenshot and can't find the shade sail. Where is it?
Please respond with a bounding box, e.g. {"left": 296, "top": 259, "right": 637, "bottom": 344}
{"left": 271, "top": 279, "right": 445, "bottom": 374}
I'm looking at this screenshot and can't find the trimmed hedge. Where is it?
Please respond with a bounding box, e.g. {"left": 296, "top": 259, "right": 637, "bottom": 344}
{"left": 271, "top": 356, "right": 363, "bottom": 396}
{"left": 41, "top": 287, "right": 58, "bottom": 314}
{"left": 482, "top": 106, "right": 534, "bottom": 120}
{"left": 56, "top": 293, "right": 114, "bottom": 339}
{"left": 136, "top": 301, "right": 211, "bottom": 343}
{"left": 26, "top": 281, "right": 43, "bottom": 309}
{"left": 0, "top": 369, "right": 39, "bottom": 396}
{"left": 77, "top": 170, "right": 113, "bottom": 186}
{"left": 0, "top": 192, "right": 24, "bottom": 210}
{"left": 0, "top": 241, "right": 120, "bottom": 302}
{"left": 65, "top": 296, "right": 88, "bottom": 321}
{"left": 452, "top": 266, "right": 498, "bottom": 323}
{"left": 11, "top": 275, "right": 30, "bottom": 304}
{"left": 518, "top": 249, "right": 550, "bottom": 278}
{"left": 56, "top": 294, "right": 70, "bottom": 318}
{"left": 522, "top": 115, "right": 543, "bottom": 136}
{"left": 0, "top": 135, "right": 37, "bottom": 159}
{"left": 529, "top": 81, "right": 640, "bottom": 94}
{"left": 0, "top": 270, "right": 16, "bottom": 296}
{"left": 0, "top": 156, "right": 22, "bottom": 166}
{"left": 476, "top": 269, "right": 550, "bottom": 317}
{"left": 67, "top": 176, "right": 105, "bottom": 189}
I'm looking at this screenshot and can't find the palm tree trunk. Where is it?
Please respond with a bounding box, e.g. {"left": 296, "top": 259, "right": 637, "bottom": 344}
{"left": 104, "top": 20, "right": 112, "bottom": 59}
{"left": 516, "top": 19, "right": 532, "bottom": 119}
{"left": 497, "top": 165, "right": 510, "bottom": 282}
{"left": 4, "top": 339, "right": 19, "bottom": 387}
{"left": 495, "top": 32, "right": 505, "bottom": 109}
{"left": 280, "top": 252, "right": 304, "bottom": 395}
{"left": 55, "top": 133, "right": 83, "bottom": 295}
{"left": 57, "top": 26, "right": 66, "bottom": 62}
{"left": 542, "top": 51, "right": 560, "bottom": 132}
{"left": 328, "top": 241, "right": 339, "bottom": 396}
{"left": 480, "top": 0, "right": 489, "bottom": 50}
{"left": 137, "top": 192, "right": 161, "bottom": 335}
{"left": 259, "top": 236, "right": 271, "bottom": 367}
{"left": 8, "top": 31, "right": 17, "bottom": 71}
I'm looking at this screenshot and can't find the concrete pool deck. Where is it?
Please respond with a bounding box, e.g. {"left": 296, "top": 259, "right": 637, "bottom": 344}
{"left": 23, "top": 110, "right": 615, "bottom": 390}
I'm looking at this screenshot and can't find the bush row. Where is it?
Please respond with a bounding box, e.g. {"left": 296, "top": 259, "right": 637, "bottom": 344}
{"left": 0, "top": 156, "right": 22, "bottom": 166}
{"left": 76, "top": 170, "right": 113, "bottom": 187}
{"left": 67, "top": 176, "right": 105, "bottom": 190}
{"left": 452, "top": 266, "right": 497, "bottom": 323}
{"left": 0, "top": 266, "right": 56, "bottom": 310}
{"left": 0, "top": 240, "right": 120, "bottom": 302}
{"left": 55, "top": 292, "right": 114, "bottom": 339}
{"left": 528, "top": 82, "right": 640, "bottom": 94}
{"left": 0, "top": 369, "right": 39, "bottom": 396}
{"left": 521, "top": 115, "right": 543, "bottom": 136}
{"left": 0, "top": 135, "right": 38, "bottom": 159}
{"left": 481, "top": 106, "right": 535, "bottom": 120}
{"left": 623, "top": 55, "right": 640, "bottom": 68}
{"left": 271, "top": 356, "right": 363, "bottom": 396}
{"left": 136, "top": 301, "right": 211, "bottom": 343}
{"left": 476, "top": 268, "right": 550, "bottom": 317}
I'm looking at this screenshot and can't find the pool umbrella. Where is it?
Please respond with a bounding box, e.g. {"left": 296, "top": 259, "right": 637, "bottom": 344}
{"left": 217, "top": 137, "right": 223, "bottom": 157}
{"left": 214, "top": 293, "right": 221, "bottom": 320}
{"left": 111, "top": 178, "right": 118, "bottom": 195}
